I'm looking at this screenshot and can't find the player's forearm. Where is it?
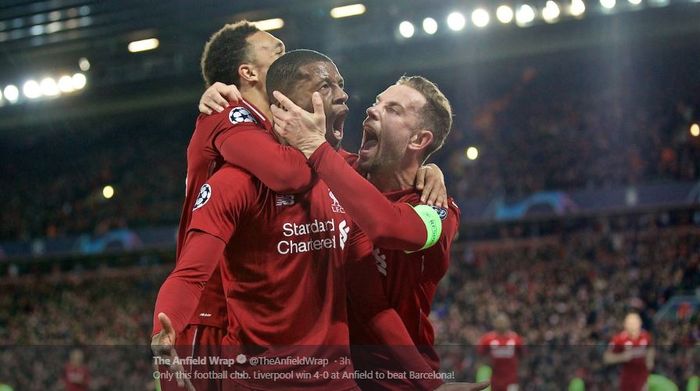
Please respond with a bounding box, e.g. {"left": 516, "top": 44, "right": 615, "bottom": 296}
{"left": 603, "top": 351, "right": 626, "bottom": 364}
{"left": 219, "top": 130, "right": 315, "bottom": 193}
{"left": 152, "top": 232, "right": 225, "bottom": 335}
{"left": 368, "top": 309, "right": 444, "bottom": 390}
{"left": 308, "top": 142, "right": 428, "bottom": 250}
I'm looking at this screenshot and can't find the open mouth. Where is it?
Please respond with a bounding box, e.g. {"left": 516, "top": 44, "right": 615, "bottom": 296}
{"left": 360, "top": 125, "right": 379, "bottom": 152}
{"left": 332, "top": 109, "right": 348, "bottom": 142}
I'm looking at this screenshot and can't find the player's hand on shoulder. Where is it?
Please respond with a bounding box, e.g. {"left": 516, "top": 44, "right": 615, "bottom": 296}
{"left": 435, "top": 381, "right": 490, "bottom": 391}
{"left": 416, "top": 163, "right": 448, "bottom": 208}
{"left": 199, "top": 82, "right": 242, "bottom": 115}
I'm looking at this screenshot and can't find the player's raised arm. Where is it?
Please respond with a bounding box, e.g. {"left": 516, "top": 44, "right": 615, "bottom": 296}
{"left": 215, "top": 124, "right": 315, "bottom": 193}
{"left": 199, "top": 82, "right": 243, "bottom": 114}
{"left": 313, "top": 142, "right": 442, "bottom": 251}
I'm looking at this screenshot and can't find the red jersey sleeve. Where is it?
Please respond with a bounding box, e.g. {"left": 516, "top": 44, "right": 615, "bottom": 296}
{"left": 153, "top": 166, "right": 256, "bottom": 335}
{"left": 215, "top": 122, "right": 314, "bottom": 194}
{"left": 153, "top": 231, "right": 226, "bottom": 335}
{"left": 308, "top": 142, "right": 429, "bottom": 251}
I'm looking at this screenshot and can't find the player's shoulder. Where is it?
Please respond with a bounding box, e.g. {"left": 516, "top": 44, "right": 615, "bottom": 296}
{"left": 481, "top": 331, "right": 497, "bottom": 340}
{"left": 192, "top": 165, "right": 257, "bottom": 211}
{"left": 209, "top": 164, "right": 254, "bottom": 184}
{"left": 611, "top": 331, "right": 625, "bottom": 343}
{"left": 196, "top": 100, "right": 267, "bottom": 132}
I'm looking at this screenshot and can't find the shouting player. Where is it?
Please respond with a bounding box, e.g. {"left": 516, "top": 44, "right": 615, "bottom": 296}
{"left": 477, "top": 313, "right": 524, "bottom": 391}
{"left": 604, "top": 312, "right": 655, "bottom": 391}
{"left": 270, "top": 59, "right": 488, "bottom": 390}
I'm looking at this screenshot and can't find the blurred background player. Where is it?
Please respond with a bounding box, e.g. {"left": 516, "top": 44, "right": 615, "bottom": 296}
{"left": 61, "top": 348, "right": 90, "bottom": 391}
{"left": 604, "top": 312, "right": 655, "bottom": 391}
{"left": 477, "top": 313, "right": 524, "bottom": 391}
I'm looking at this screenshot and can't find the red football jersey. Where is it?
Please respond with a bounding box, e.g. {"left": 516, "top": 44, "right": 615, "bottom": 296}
{"left": 477, "top": 331, "right": 523, "bottom": 390}
{"left": 184, "top": 165, "right": 355, "bottom": 389}
{"left": 609, "top": 330, "right": 652, "bottom": 391}
{"left": 178, "top": 99, "right": 312, "bottom": 328}
{"left": 348, "top": 190, "right": 460, "bottom": 389}
{"left": 304, "top": 142, "right": 461, "bottom": 390}
{"left": 62, "top": 363, "right": 90, "bottom": 391}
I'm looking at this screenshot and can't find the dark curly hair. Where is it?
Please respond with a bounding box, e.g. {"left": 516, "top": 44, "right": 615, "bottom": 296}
{"left": 200, "top": 21, "right": 260, "bottom": 88}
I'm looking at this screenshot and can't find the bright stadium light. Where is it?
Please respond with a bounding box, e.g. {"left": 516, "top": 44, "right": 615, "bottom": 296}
{"left": 4, "top": 85, "right": 19, "bottom": 103}
{"left": 79, "top": 57, "right": 90, "bottom": 71}
{"left": 542, "top": 1, "right": 561, "bottom": 22}
{"left": 446, "top": 12, "right": 466, "bottom": 31}
{"left": 600, "top": 0, "right": 616, "bottom": 9}
{"left": 465, "top": 146, "right": 479, "bottom": 160}
{"left": 40, "top": 77, "right": 60, "bottom": 96}
{"left": 690, "top": 123, "right": 700, "bottom": 137}
{"left": 422, "top": 17, "right": 438, "bottom": 34}
{"left": 496, "top": 5, "right": 515, "bottom": 23}
{"left": 72, "top": 73, "right": 87, "bottom": 90}
{"left": 330, "top": 4, "right": 366, "bottom": 18}
{"left": 628, "top": 0, "right": 642, "bottom": 4}
{"left": 516, "top": 4, "right": 536, "bottom": 26}
{"left": 128, "top": 38, "right": 159, "bottom": 53}
{"left": 23, "top": 80, "right": 41, "bottom": 99}
{"left": 251, "top": 18, "right": 284, "bottom": 31}
{"left": 471, "top": 8, "right": 490, "bottom": 28}
{"left": 399, "top": 21, "right": 415, "bottom": 38}
{"left": 58, "top": 75, "right": 75, "bottom": 92}
{"left": 570, "top": 0, "right": 586, "bottom": 16}
{"left": 102, "top": 185, "right": 115, "bottom": 199}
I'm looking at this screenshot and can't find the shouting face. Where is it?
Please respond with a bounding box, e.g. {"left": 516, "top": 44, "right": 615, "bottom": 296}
{"left": 358, "top": 84, "right": 428, "bottom": 173}
{"left": 284, "top": 60, "right": 348, "bottom": 147}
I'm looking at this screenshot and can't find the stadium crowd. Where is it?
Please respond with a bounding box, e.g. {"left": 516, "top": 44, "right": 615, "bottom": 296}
{"left": 439, "top": 54, "right": 699, "bottom": 200}
{"left": 432, "top": 216, "right": 700, "bottom": 389}
{"left": 0, "top": 213, "right": 697, "bottom": 390}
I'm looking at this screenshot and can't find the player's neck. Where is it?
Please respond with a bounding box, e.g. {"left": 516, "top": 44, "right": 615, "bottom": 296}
{"left": 241, "top": 86, "right": 272, "bottom": 123}
{"left": 367, "top": 162, "right": 419, "bottom": 193}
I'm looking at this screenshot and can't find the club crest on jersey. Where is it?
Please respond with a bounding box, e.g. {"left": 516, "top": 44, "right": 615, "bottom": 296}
{"left": 193, "top": 184, "right": 212, "bottom": 211}
{"left": 229, "top": 107, "right": 257, "bottom": 125}
{"left": 328, "top": 191, "right": 345, "bottom": 213}
{"left": 432, "top": 206, "right": 448, "bottom": 220}
{"left": 275, "top": 194, "right": 295, "bottom": 206}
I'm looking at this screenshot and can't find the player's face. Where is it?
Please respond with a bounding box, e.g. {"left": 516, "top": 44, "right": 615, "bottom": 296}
{"left": 358, "top": 84, "right": 426, "bottom": 173}
{"left": 286, "top": 61, "right": 348, "bottom": 147}
{"left": 246, "top": 31, "right": 285, "bottom": 92}
{"left": 624, "top": 314, "right": 642, "bottom": 336}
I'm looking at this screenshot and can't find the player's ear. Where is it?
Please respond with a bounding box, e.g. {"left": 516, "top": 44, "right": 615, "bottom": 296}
{"left": 238, "top": 63, "right": 259, "bottom": 83}
{"left": 408, "top": 129, "right": 433, "bottom": 153}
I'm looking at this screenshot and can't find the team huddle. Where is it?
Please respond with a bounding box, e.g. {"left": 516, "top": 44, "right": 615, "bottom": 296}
{"left": 150, "top": 21, "right": 655, "bottom": 391}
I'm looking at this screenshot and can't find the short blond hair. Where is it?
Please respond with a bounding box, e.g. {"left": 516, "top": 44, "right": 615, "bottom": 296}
{"left": 396, "top": 75, "right": 453, "bottom": 160}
